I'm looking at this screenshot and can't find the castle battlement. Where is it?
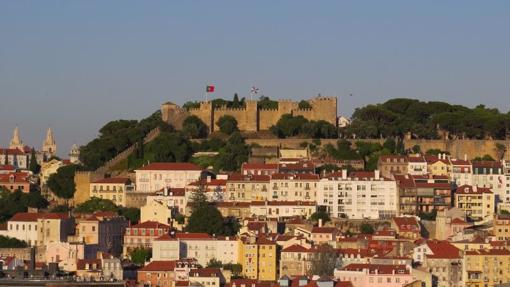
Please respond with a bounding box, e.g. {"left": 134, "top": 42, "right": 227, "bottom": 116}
{"left": 161, "top": 96, "right": 337, "bottom": 132}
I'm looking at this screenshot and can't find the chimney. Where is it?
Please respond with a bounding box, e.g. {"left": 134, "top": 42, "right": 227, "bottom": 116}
{"left": 374, "top": 170, "right": 380, "bottom": 180}
{"left": 464, "top": 154, "right": 467, "bottom": 161}
{"left": 341, "top": 169, "right": 347, "bottom": 180}
{"left": 473, "top": 186, "right": 477, "bottom": 192}
{"left": 207, "top": 176, "right": 211, "bottom": 183}
{"left": 164, "top": 186, "right": 169, "bottom": 196}
{"left": 318, "top": 218, "right": 323, "bottom": 227}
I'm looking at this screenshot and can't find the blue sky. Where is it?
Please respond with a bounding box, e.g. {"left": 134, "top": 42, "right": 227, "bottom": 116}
{"left": 1, "top": 1, "right": 509, "bottom": 156}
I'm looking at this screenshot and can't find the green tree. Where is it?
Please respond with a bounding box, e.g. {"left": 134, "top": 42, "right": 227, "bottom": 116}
{"left": 308, "top": 244, "right": 339, "bottom": 276}
{"left": 309, "top": 206, "right": 331, "bottom": 224}
{"left": 383, "top": 138, "right": 396, "bottom": 153}
{"left": 217, "top": 115, "right": 239, "bottom": 135}
{"left": 214, "top": 132, "right": 250, "bottom": 172}
{"left": 29, "top": 148, "right": 40, "bottom": 174}
{"left": 0, "top": 189, "right": 48, "bottom": 223}
{"left": 206, "top": 258, "right": 223, "bottom": 268}
{"left": 74, "top": 197, "right": 118, "bottom": 213}
{"left": 223, "top": 263, "right": 243, "bottom": 277}
{"left": 257, "top": 96, "right": 278, "bottom": 109}
{"left": 0, "top": 235, "right": 28, "bottom": 248}
{"left": 183, "top": 116, "right": 209, "bottom": 139}
{"left": 412, "top": 145, "right": 421, "bottom": 154}
{"left": 360, "top": 223, "right": 375, "bottom": 234}
{"left": 298, "top": 100, "right": 312, "bottom": 109}
{"left": 130, "top": 248, "right": 151, "bottom": 265}
{"left": 118, "top": 207, "right": 140, "bottom": 224}
{"left": 46, "top": 165, "right": 80, "bottom": 200}
{"left": 186, "top": 205, "right": 225, "bottom": 235}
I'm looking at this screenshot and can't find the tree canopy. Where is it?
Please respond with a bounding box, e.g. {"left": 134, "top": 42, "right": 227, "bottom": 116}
{"left": 270, "top": 114, "right": 338, "bottom": 139}
{"left": 217, "top": 115, "right": 239, "bottom": 135}
{"left": 343, "top": 98, "right": 510, "bottom": 139}
{"left": 46, "top": 164, "right": 80, "bottom": 200}
{"left": 74, "top": 198, "right": 140, "bottom": 224}
{"left": 129, "top": 247, "right": 151, "bottom": 265}
{"left": 183, "top": 116, "right": 209, "bottom": 139}
{"left": 214, "top": 132, "right": 250, "bottom": 172}
{"left": 79, "top": 111, "right": 165, "bottom": 170}
{"left": 0, "top": 189, "right": 48, "bottom": 223}
{"left": 0, "top": 235, "right": 28, "bottom": 248}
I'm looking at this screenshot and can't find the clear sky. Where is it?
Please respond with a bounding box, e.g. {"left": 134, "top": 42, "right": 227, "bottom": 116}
{"left": 1, "top": 1, "right": 509, "bottom": 157}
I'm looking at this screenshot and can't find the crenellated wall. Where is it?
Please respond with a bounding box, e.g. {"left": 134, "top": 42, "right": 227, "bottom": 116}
{"left": 161, "top": 96, "right": 338, "bottom": 132}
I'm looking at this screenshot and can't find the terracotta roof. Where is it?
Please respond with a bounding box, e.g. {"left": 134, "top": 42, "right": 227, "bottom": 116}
{"left": 450, "top": 159, "right": 470, "bottom": 165}
{"left": 129, "top": 221, "right": 170, "bottom": 229}
{"left": 139, "top": 260, "right": 177, "bottom": 272}
{"left": 228, "top": 174, "right": 270, "bottom": 182}
{"left": 242, "top": 163, "right": 278, "bottom": 170}
{"left": 392, "top": 217, "right": 420, "bottom": 232}
{"left": 10, "top": 212, "right": 69, "bottom": 222}
{"left": 426, "top": 240, "right": 461, "bottom": 259}
{"left": 189, "top": 179, "right": 227, "bottom": 187}
{"left": 92, "top": 177, "right": 131, "bottom": 184}
{"left": 282, "top": 244, "right": 311, "bottom": 253}
{"left": 216, "top": 202, "right": 251, "bottom": 208}
{"left": 136, "top": 162, "right": 202, "bottom": 171}
{"left": 157, "top": 187, "right": 186, "bottom": 196}
{"left": 0, "top": 172, "right": 30, "bottom": 183}
{"left": 0, "top": 165, "right": 15, "bottom": 171}
{"left": 451, "top": 218, "right": 469, "bottom": 225}
{"left": 189, "top": 268, "right": 223, "bottom": 277}
{"left": 341, "top": 263, "right": 409, "bottom": 274}
{"left": 472, "top": 161, "right": 502, "bottom": 168}
{"left": 408, "top": 156, "right": 426, "bottom": 163}
{"left": 311, "top": 227, "right": 337, "bottom": 234}
{"left": 456, "top": 185, "right": 492, "bottom": 194}
{"left": 0, "top": 148, "right": 26, "bottom": 155}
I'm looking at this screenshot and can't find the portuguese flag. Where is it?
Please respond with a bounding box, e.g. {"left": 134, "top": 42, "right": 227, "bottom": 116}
{"left": 206, "top": 85, "right": 215, "bottom": 93}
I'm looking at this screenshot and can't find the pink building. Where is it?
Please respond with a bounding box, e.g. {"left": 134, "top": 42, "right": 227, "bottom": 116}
{"left": 335, "top": 264, "right": 413, "bottom": 287}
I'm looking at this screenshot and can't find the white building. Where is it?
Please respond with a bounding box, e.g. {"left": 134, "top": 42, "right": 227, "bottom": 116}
{"left": 152, "top": 233, "right": 240, "bottom": 266}
{"left": 135, "top": 162, "right": 202, "bottom": 192}
{"left": 317, "top": 170, "right": 398, "bottom": 219}
{"left": 269, "top": 173, "right": 319, "bottom": 202}
{"left": 249, "top": 201, "right": 316, "bottom": 219}
{"left": 472, "top": 161, "right": 505, "bottom": 202}
{"left": 450, "top": 158, "right": 472, "bottom": 187}
{"left": 407, "top": 156, "right": 427, "bottom": 175}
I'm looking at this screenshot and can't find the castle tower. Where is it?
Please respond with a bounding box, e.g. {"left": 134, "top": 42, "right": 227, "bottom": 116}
{"left": 42, "top": 127, "right": 57, "bottom": 157}
{"left": 9, "top": 126, "right": 24, "bottom": 150}
{"left": 69, "top": 144, "right": 80, "bottom": 164}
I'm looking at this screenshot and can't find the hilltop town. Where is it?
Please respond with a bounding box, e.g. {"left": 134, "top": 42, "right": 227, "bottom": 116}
{"left": 2, "top": 96, "right": 510, "bottom": 287}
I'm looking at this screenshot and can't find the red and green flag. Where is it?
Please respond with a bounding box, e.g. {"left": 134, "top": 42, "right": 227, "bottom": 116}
{"left": 206, "top": 85, "right": 215, "bottom": 93}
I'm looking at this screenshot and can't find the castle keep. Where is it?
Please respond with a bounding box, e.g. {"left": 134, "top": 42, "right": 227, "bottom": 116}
{"left": 161, "top": 96, "right": 337, "bottom": 132}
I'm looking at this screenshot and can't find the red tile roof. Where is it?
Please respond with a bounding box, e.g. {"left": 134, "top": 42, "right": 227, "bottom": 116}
{"left": 129, "top": 221, "right": 170, "bottom": 229}
{"left": 250, "top": 201, "right": 316, "bottom": 206}
{"left": 311, "top": 227, "right": 337, "bottom": 234}
{"left": 139, "top": 260, "right": 177, "bottom": 272}
{"left": 10, "top": 212, "right": 69, "bottom": 222}
{"left": 426, "top": 240, "right": 461, "bottom": 259}
{"left": 92, "top": 177, "right": 131, "bottom": 184}
{"left": 242, "top": 163, "right": 278, "bottom": 170}
{"left": 472, "top": 160, "right": 502, "bottom": 168}
{"left": 456, "top": 185, "right": 492, "bottom": 194}
{"left": 0, "top": 148, "right": 26, "bottom": 155}
{"left": 136, "top": 162, "right": 202, "bottom": 171}
{"left": 282, "top": 244, "right": 311, "bottom": 253}
{"left": 228, "top": 174, "right": 270, "bottom": 182}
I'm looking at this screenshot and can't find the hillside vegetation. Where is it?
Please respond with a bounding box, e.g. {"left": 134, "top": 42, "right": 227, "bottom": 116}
{"left": 343, "top": 98, "right": 510, "bottom": 139}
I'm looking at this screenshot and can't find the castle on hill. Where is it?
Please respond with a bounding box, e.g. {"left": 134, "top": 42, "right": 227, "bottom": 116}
{"left": 161, "top": 96, "right": 338, "bottom": 132}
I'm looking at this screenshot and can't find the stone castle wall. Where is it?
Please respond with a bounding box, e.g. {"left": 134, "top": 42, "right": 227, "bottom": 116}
{"left": 161, "top": 96, "right": 338, "bottom": 132}
{"left": 243, "top": 138, "right": 510, "bottom": 160}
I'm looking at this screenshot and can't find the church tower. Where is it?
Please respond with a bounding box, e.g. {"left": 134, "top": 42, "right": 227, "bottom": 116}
{"left": 42, "top": 127, "right": 57, "bottom": 157}
{"left": 69, "top": 144, "right": 80, "bottom": 164}
{"left": 9, "top": 126, "right": 24, "bottom": 150}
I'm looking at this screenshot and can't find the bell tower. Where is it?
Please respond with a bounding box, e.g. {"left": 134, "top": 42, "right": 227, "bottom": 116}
{"left": 9, "top": 126, "right": 24, "bottom": 150}
{"left": 42, "top": 127, "right": 57, "bottom": 157}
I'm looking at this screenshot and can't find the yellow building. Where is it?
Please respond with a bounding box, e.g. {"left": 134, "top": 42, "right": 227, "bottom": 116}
{"left": 89, "top": 177, "right": 133, "bottom": 206}
{"left": 464, "top": 249, "right": 510, "bottom": 287}
{"left": 239, "top": 236, "right": 277, "bottom": 281}
{"left": 425, "top": 154, "right": 451, "bottom": 176}
{"left": 494, "top": 214, "right": 510, "bottom": 241}
{"left": 454, "top": 185, "right": 495, "bottom": 221}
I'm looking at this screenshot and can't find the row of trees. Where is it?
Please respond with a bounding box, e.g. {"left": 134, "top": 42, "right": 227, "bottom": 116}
{"left": 79, "top": 111, "right": 166, "bottom": 170}
{"left": 0, "top": 188, "right": 48, "bottom": 223}
{"left": 270, "top": 114, "right": 338, "bottom": 139}
{"left": 344, "top": 98, "right": 510, "bottom": 139}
